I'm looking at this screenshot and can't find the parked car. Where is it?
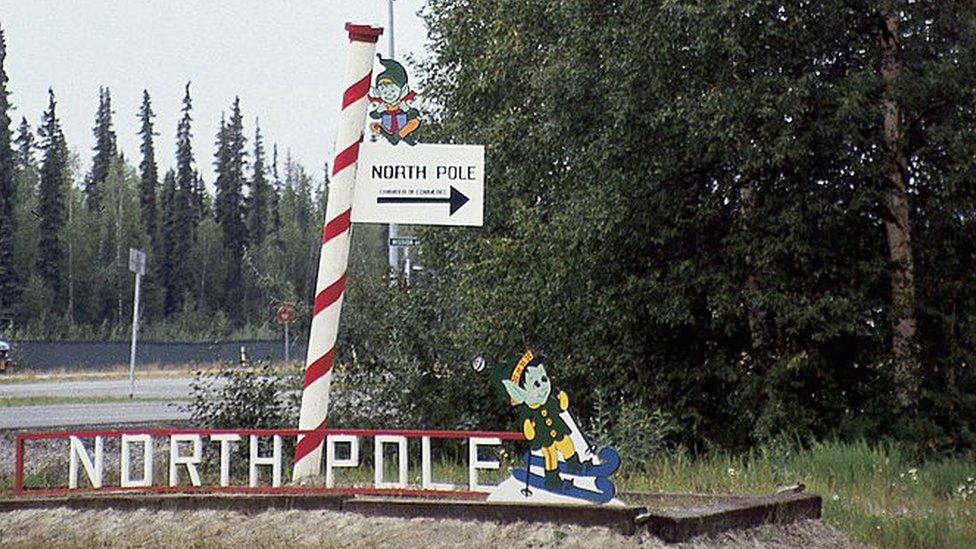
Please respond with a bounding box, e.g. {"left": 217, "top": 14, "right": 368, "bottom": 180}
{"left": 0, "top": 338, "right": 9, "bottom": 373}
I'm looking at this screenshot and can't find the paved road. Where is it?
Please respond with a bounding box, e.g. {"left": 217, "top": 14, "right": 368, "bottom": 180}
{"left": 0, "top": 401, "right": 190, "bottom": 429}
{"left": 0, "top": 377, "right": 196, "bottom": 399}
{"left": 0, "top": 376, "right": 196, "bottom": 429}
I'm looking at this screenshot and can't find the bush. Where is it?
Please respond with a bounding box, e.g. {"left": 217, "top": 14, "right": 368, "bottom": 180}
{"left": 587, "top": 391, "right": 679, "bottom": 466}
{"left": 184, "top": 360, "right": 300, "bottom": 429}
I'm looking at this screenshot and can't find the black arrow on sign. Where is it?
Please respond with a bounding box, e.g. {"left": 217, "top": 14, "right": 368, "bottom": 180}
{"left": 377, "top": 186, "right": 470, "bottom": 215}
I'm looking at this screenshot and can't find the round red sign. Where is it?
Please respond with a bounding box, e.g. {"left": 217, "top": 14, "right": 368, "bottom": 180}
{"left": 276, "top": 303, "right": 296, "bottom": 324}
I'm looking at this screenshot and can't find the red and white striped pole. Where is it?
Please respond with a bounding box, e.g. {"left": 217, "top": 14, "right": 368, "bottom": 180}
{"left": 293, "top": 23, "right": 382, "bottom": 481}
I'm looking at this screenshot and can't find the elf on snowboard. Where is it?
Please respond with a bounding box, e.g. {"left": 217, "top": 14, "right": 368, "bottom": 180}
{"left": 492, "top": 350, "right": 620, "bottom": 498}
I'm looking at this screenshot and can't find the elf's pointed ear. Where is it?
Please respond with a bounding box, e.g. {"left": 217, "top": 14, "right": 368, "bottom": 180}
{"left": 400, "top": 84, "right": 410, "bottom": 97}
{"left": 502, "top": 380, "right": 528, "bottom": 404}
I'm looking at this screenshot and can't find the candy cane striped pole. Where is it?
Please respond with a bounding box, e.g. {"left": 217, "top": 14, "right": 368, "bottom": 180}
{"left": 293, "top": 23, "right": 382, "bottom": 481}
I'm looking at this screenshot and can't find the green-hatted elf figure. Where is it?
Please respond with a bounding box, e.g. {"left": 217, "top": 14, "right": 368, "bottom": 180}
{"left": 369, "top": 55, "right": 421, "bottom": 146}
{"left": 493, "top": 350, "right": 585, "bottom": 490}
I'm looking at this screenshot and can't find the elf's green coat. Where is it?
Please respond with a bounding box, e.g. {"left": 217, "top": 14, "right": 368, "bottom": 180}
{"left": 519, "top": 395, "right": 571, "bottom": 450}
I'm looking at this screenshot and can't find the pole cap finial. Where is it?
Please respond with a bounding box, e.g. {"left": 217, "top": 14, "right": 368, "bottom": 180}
{"left": 346, "top": 23, "right": 383, "bottom": 43}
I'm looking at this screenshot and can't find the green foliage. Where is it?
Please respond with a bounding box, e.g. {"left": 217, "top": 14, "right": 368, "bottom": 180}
{"left": 213, "top": 98, "right": 248, "bottom": 318}
{"left": 35, "top": 89, "right": 70, "bottom": 305}
{"left": 246, "top": 122, "right": 270, "bottom": 246}
{"left": 588, "top": 393, "right": 679, "bottom": 466}
{"left": 137, "top": 89, "right": 159, "bottom": 251}
{"left": 86, "top": 86, "right": 117, "bottom": 211}
{"left": 0, "top": 26, "right": 16, "bottom": 323}
{"left": 185, "top": 360, "right": 300, "bottom": 429}
{"left": 402, "top": 0, "right": 976, "bottom": 454}
{"left": 623, "top": 440, "right": 976, "bottom": 548}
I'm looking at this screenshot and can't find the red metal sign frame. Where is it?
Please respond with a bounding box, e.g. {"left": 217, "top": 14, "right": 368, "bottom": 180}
{"left": 14, "top": 427, "right": 523, "bottom": 498}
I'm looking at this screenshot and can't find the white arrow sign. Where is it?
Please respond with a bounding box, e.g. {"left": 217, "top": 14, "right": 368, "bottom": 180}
{"left": 352, "top": 142, "right": 484, "bottom": 226}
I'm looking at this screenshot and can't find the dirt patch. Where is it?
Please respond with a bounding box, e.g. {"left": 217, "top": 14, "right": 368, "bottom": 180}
{"left": 0, "top": 508, "right": 857, "bottom": 548}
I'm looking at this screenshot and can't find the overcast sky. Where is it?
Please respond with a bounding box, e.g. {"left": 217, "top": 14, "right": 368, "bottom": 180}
{"left": 0, "top": 0, "right": 428, "bottom": 185}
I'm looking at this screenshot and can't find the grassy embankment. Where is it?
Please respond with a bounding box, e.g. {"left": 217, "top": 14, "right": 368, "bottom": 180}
{"left": 1, "top": 440, "right": 973, "bottom": 548}
{"left": 0, "top": 396, "right": 187, "bottom": 407}
{"left": 623, "top": 440, "right": 976, "bottom": 548}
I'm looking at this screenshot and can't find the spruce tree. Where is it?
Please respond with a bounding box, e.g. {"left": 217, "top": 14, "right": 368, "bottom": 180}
{"left": 0, "top": 25, "right": 17, "bottom": 320}
{"left": 158, "top": 168, "right": 179, "bottom": 314}
{"left": 36, "top": 89, "right": 70, "bottom": 304}
{"left": 192, "top": 170, "right": 207, "bottom": 220}
{"left": 212, "top": 98, "right": 247, "bottom": 314}
{"left": 14, "top": 117, "right": 34, "bottom": 171}
{"left": 137, "top": 90, "right": 159, "bottom": 249}
{"left": 213, "top": 99, "right": 246, "bottom": 244}
{"left": 87, "top": 86, "right": 117, "bottom": 211}
{"left": 270, "top": 142, "right": 281, "bottom": 234}
{"left": 164, "top": 81, "right": 197, "bottom": 314}
{"left": 246, "top": 119, "right": 269, "bottom": 245}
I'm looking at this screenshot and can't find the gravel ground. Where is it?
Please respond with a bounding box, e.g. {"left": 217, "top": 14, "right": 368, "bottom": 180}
{"left": 0, "top": 508, "right": 857, "bottom": 548}
{"left": 0, "top": 431, "right": 15, "bottom": 478}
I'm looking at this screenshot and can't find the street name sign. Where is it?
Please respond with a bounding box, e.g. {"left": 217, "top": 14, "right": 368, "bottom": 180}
{"left": 353, "top": 142, "right": 484, "bottom": 226}
{"left": 389, "top": 236, "right": 420, "bottom": 247}
{"left": 128, "top": 248, "right": 146, "bottom": 276}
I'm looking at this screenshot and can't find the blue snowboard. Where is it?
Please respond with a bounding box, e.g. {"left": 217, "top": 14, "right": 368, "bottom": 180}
{"left": 511, "top": 467, "right": 616, "bottom": 504}
{"left": 524, "top": 447, "right": 621, "bottom": 478}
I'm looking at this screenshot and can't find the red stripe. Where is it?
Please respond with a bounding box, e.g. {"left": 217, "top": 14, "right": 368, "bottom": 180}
{"left": 342, "top": 73, "right": 371, "bottom": 109}
{"left": 294, "top": 418, "right": 329, "bottom": 463}
{"left": 321, "top": 209, "right": 352, "bottom": 243}
{"left": 303, "top": 346, "right": 336, "bottom": 388}
{"left": 313, "top": 273, "right": 347, "bottom": 316}
{"left": 331, "top": 138, "right": 361, "bottom": 176}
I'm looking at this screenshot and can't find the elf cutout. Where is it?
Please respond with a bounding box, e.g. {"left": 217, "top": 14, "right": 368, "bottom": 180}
{"left": 492, "top": 350, "right": 620, "bottom": 502}
{"left": 369, "top": 55, "right": 421, "bottom": 146}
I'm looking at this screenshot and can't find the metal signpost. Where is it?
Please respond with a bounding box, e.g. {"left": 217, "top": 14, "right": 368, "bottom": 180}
{"left": 127, "top": 248, "right": 146, "bottom": 399}
{"left": 276, "top": 303, "right": 297, "bottom": 362}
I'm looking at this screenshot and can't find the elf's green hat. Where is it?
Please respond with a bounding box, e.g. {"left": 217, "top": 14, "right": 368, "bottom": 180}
{"left": 376, "top": 55, "right": 408, "bottom": 87}
{"left": 489, "top": 350, "right": 545, "bottom": 404}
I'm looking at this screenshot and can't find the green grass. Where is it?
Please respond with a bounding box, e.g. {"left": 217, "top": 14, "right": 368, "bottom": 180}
{"left": 0, "top": 395, "right": 188, "bottom": 407}
{"left": 0, "top": 368, "right": 200, "bottom": 384}
{"left": 620, "top": 440, "right": 976, "bottom": 548}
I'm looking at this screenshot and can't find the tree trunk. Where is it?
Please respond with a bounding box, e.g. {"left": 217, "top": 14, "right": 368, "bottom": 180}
{"left": 880, "top": 3, "right": 918, "bottom": 409}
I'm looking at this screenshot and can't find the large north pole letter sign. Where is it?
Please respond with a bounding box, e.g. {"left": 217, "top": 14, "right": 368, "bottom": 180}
{"left": 293, "top": 23, "right": 383, "bottom": 481}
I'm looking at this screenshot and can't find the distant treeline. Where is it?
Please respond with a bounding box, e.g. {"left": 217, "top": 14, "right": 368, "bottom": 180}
{"left": 0, "top": 27, "right": 387, "bottom": 342}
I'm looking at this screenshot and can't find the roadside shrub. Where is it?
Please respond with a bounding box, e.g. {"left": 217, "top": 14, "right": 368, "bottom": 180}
{"left": 587, "top": 391, "right": 679, "bottom": 466}
{"left": 184, "top": 360, "right": 300, "bottom": 429}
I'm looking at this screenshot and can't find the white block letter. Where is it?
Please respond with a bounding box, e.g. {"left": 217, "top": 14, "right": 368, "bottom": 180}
{"left": 169, "top": 435, "right": 203, "bottom": 487}
{"left": 374, "top": 435, "right": 408, "bottom": 489}
{"left": 249, "top": 435, "right": 282, "bottom": 487}
{"left": 421, "top": 436, "right": 455, "bottom": 491}
{"left": 69, "top": 436, "right": 103, "bottom": 489}
{"left": 210, "top": 434, "right": 241, "bottom": 487}
{"left": 325, "top": 435, "right": 359, "bottom": 488}
{"left": 468, "top": 437, "right": 501, "bottom": 492}
{"left": 121, "top": 434, "right": 154, "bottom": 487}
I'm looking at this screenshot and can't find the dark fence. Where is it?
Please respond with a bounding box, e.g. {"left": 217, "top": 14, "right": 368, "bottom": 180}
{"left": 6, "top": 340, "right": 307, "bottom": 370}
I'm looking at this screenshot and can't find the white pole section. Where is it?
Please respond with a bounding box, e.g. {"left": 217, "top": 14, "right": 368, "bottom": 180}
{"left": 292, "top": 23, "right": 382, "bottom": 481}
{"left": 128, "top": 272, "right": 141, "bottom": 399}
